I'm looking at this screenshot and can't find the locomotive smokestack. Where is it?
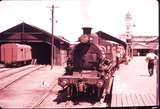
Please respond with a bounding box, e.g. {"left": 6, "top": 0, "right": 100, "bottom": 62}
{"left": 82, "top": 27, "right": 92, "bottom": 35}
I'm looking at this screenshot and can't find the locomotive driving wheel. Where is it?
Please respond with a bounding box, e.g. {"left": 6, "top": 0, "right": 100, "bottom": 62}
{"left": 96, "top": 87, "right": 103, "bottom": 100}
{"left": 66, "top": 85, "right": 77, "bottom": 99}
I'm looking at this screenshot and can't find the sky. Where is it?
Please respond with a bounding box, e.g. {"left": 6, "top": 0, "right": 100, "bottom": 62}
{"left": 0, "top": 0, "right": 159, "bottom": 43}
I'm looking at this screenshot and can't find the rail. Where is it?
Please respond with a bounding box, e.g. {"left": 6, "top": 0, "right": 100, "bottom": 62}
{"left": 0, "top": 65, "right": 45, "bottom": 90}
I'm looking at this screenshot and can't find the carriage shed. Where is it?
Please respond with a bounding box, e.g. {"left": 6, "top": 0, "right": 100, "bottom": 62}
{"left": 0, "top": 22, "right": 70, "bottom": 65}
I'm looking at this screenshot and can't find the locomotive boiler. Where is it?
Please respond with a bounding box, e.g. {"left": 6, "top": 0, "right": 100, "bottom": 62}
{"left": 58, "top": 27, "right": 117, "bottom": 102}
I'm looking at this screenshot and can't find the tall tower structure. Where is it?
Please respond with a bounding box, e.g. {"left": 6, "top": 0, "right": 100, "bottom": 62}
{"left": 125, "top": 12, "right": 135, "bottom": 60}
{"left": 125, "top": 12, "right": 132, "bottom": 37}
{"left": 125, "top": 12, "right": 135, "bottom": 39}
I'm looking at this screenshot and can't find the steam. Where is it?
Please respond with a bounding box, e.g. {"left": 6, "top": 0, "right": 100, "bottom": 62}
{"left": 80, "top": 0, "right": 91, "bottom": 27}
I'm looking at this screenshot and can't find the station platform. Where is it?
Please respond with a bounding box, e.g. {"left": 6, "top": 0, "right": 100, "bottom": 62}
{"left": 111, "top": 56, "right": 158, "bottom": 107}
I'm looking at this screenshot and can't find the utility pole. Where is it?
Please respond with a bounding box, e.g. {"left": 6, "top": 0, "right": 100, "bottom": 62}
{"left": 49, "top": 4, "right": 58, "bottom": 70}
{"left": 51, "top": 5, "right": 54, "bottom": 70}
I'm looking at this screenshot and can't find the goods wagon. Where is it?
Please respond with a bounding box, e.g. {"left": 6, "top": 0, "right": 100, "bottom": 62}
{"left": 0, "top": 43, "right": 32, "bottom": 66}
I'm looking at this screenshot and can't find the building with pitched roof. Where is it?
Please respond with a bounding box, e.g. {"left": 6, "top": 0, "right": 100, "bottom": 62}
{"left": 131, "top": 36, "right": 159, "bottom": 56}
{"left": 0, "top": 22, "right": 70, "bottom": 65}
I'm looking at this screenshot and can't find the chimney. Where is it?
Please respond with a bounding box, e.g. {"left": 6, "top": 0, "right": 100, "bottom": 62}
{"left": 82, "top": 27, "right": 92, "bottom": 35}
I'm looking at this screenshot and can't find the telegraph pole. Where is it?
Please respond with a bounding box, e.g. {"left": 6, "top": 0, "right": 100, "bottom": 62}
{"left": 50, "top": 4, "right": 58, "bottom": 70}
{"left": 51, "top": 5, "right": 54, "bottom": 70}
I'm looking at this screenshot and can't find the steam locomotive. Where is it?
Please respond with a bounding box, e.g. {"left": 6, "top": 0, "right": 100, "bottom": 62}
{"left": 58, "top": 27, "right": 126, "bottom": 102}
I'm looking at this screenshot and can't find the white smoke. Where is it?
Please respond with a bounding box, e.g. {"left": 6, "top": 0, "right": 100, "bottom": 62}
{"left": 80, "top": 0, "right": 91, "bottom": 27}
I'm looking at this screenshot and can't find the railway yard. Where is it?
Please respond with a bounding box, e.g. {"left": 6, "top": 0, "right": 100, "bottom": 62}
{"left": 0, "top": 64, "right": 108, "bottom": 108}
{"left": 0, "top": 65, "right": 65, "bottom": 108}
{"left": 0, "top": 1, "right": 158, "bottom": 108}
{"left": 0, "top": 56, "right": 158, "bottom": 108}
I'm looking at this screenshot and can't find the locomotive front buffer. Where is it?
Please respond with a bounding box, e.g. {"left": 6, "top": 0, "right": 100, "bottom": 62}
{"left": 58, "top": 70, "right": 114, "bottom": 102}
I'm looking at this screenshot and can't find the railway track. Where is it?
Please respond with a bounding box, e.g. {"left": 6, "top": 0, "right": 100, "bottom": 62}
{"left": 0, "top": 65, "right": 45, "bottom": 90}
{"left": 0, "top": 65, "right": 35, "bottom": 79}
{"left": 0, "top": 65, "right": 33, "bottom": 73}
{"left": 31, "top": 76, "right": 60, "bottom": 108}
{"left": 0, "top": 65, "right": 112, "bottom": 108}
{"left": 32, "top": 74, "right": 113, "bottom": 108}
{"left": 32, "top": 83, "right": 111, "bottom": 108}
{"left": 0, "top": 66, "right": 112, "bottom": 108}
{"left": 0, "top": 68, "right": 12, "bottom": 73}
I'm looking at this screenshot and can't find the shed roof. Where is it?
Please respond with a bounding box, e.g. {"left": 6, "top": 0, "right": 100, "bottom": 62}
{"left": 0, "top": 22, "right": 70, "bottom": 45}
{"left": 132, "top": 42, "right": 158, "bottom": 50}
{"left": 146, "top": 37, "right": 159, "bottom": 43}
{"left": 132, "top": 36, "right": 158, "bottom": 42}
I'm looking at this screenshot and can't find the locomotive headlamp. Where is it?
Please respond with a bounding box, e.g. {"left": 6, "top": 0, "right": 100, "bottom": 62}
{"left": 79, "top": 34, "right": 89, "bottom": 43}
{"left": 97, "top": 79, "right": 104, "bottom": 88}
{"left": 60, "top": 79, "right": 68, "bottom": 87}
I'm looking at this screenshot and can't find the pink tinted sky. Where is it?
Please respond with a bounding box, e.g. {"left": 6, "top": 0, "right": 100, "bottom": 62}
{"left": 0, "top": 0, "right": 158, "bottom": 43}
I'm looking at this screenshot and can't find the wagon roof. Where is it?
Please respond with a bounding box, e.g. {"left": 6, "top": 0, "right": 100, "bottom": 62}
{"left": 96, "top": 31, "right": 127, "bottom": 47}
{"left": 1, "top": 43, "right": 31, "bottom": 49}
{"left": 15, "top": 43, "right": 31, "bottom": 48}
